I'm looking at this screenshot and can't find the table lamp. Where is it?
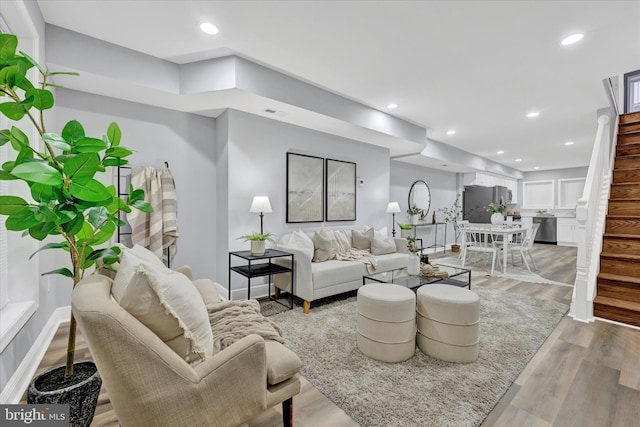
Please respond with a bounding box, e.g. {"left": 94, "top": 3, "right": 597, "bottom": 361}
{"left": 250, "top": 196, "right": 272, "bottom": 234}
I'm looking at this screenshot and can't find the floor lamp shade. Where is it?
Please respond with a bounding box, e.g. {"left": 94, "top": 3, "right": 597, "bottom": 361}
{"left": 250, "top": 196, "right": 272, "bottom": 234}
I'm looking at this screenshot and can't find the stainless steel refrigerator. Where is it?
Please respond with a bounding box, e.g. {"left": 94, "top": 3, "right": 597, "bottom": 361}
{"left": 463, "top": 185, "right": 510, "bottom": 223}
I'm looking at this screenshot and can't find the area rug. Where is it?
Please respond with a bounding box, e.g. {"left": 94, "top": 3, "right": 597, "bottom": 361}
{"left": 271, "top": 287, "right": 569, "bottom": 427}
{"left": 435, "top": 255, "right": 573, "bottom": 287}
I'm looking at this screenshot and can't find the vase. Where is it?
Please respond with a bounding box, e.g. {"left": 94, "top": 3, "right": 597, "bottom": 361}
{"left": 28, "top": 361, "right": 102, "bottom": 427}
{"left": 250, "top": 240, "right": 266, "bottom": 256}
{"left": 407, "top": 254, "right": 420, "bottom": 275}
{"left": 410, "top": 214, "right": 420, "bottom": 225}
{"left": 490, "top": 213, "right": 505, "bottom": 225}
{"left": 401, "top": 229, "right": 411, "bottom": 238}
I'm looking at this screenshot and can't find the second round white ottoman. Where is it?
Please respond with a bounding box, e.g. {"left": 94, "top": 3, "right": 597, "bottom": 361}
{"left": 356, "top": 283, "right": 416, "bottom": 362}
{"left": 416, "top": 284, "right": 480, "bottom": 363}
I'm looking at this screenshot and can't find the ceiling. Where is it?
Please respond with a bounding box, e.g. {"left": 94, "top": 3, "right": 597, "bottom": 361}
{"left": 36, "top": 0, "right": 640, "bottom": 173}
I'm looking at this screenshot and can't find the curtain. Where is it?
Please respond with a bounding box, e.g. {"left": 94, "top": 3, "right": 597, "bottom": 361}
{"left": 127, "top": 166, "right": 179, "bottom": 265}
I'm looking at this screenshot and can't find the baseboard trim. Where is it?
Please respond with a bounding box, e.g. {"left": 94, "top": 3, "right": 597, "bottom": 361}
{"left": 218, "top": 282, "right": 272, "bottom": 301}
{"left": 0, "top": 306, "right": 71, "bottom": 404}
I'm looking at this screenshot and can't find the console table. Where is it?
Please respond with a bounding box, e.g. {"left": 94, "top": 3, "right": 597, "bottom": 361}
{"left": 228, "top": 249, "right": 294, "bottom": 309}
{"left": 413, "top": 222, "right": 447, "bottom": 253}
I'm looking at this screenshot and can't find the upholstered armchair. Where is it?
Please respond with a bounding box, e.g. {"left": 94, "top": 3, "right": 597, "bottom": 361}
{"left": 72, "top": 270, "right": 301, "bottom": 427}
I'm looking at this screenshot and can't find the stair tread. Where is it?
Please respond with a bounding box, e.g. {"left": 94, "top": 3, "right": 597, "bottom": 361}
{"left": 593, "top": 295, "right": 640, "bottom": 311}
{"left": 603, "top": 232, "right": 640, "bottom": 239}
{"left": 610, "top": 182, "right": 640, "bottom": 187}
{"left": 613, "top": 166, "right": 640, "bottom": 172}
{"left": 606, "top": 215, "right": 640, "bottom": 219}
{"left": 598, "top": 272, "right": 640, "bottom": 285}
{"left": 600, "top": 252, "right": 640, "bottom": 260}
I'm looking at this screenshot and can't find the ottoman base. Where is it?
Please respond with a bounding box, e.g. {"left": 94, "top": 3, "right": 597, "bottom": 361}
{"left": 356, "top": 332, "right": 416, "bottom": 363}
{"left": 417, "top": 332, "right": 478, "bottom": 363}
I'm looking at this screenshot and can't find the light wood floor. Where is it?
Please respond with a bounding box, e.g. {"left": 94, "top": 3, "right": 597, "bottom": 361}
{"left": 23, "top": 244, "right": 640, "bottom": 426}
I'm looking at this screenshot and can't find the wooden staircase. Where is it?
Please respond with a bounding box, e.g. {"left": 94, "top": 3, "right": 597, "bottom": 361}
{"left": 595, "top": 111, "right": 640, "bottom": 327}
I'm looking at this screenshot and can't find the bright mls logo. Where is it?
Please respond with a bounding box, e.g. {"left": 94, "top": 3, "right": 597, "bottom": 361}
{"left": 1, "top": 405, "right": 68, "bottom": 426}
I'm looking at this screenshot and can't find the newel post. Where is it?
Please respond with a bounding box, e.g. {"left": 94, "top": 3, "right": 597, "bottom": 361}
{"left": 571, "top": 198, "right": 591, "bottom": 321}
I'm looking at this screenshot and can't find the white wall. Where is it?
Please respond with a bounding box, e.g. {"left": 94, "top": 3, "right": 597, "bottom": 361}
{"left": 54, "top": 89, "right": 218, "bottom": 281}
{"left": 517, "top": 166, "right": 588, "bottom": 215}
{"left": 221, "top": 109, "right": 391, "bottom": 292}
{"left": 390, "top": 160, "right": 458, "bottom": 248}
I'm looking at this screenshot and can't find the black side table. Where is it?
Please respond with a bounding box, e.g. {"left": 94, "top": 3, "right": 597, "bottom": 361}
{"left": 229, "top": 249, "right": 295, "bottom": 309}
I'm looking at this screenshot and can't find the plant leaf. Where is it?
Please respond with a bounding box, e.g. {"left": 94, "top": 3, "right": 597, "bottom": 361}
{"left": 5, "top": 207, "right": 40, "bottom": 231}
{"left": 41, "top": 268, "right": 73, "bottom": 278}
{"left": 62, "top": 213, "right": 85, "bottom": 236}
{"left": 10, "top": 126, "right": 29, "bottom": 150}
{"left": 0, "top": 34, "right": 18, "bottom": 59}
{"left": 0, "top": 170, "right": 17, "bottom": 180}
{"left": 131, "top": 199, "right": 153, "bottom": 213}
{"left": 105, "top": 146, "right": 132, "bottom": 158}
{"left": 89, "top": 221, "right": 115, "bottom": 246}
{"left": 42, "top": 132, "right": 71, "bottom": 151}
{"left": 73, "top": 137, "right": 107, "bottom": 153}
{"left": 102, "top": 158, "right": 128, "bottom": 167}
{"left": 25, "top": 88, "right": 54, "bottom": 110}
{"left": 63, "top": 152, "right": 99, "bottom": 180}
{"left": 30, "top": 183, "right": 63, "bottom": 203}
{"left": 69, "top": 177, "right": 112, "bottom": 202}
{"left": 11, "top": 162, "right": 63, "bottom": 186}
{"left": 0, "top": 102, "right": 26, "bottom": 121}
{"left": 28, "top": 221, "right": 57, "bottom": 240}
{"left": 19, "top": 50, "right": 45, "bottom": 75}
{"left": 106, "top": 122, "right": 121, "bottom": 147}
{"left": 0, "top": 195, "right": 28, "bottom": 214}
{"left": 86, "top": 206, "right": 108, "bottom": 228}
{"left": 29, "top": 242, "right": 69, "bottom": 260}
{"left": 61, "top": 120, "right": 85, "bottom": 145}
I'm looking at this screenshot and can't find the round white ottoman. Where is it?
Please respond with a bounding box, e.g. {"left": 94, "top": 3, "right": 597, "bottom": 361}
{"left": 356, "top": 283, "right": 416, "bottom": 363}
{"left": 416, "top": 284, "right": 480, "bottom": 363}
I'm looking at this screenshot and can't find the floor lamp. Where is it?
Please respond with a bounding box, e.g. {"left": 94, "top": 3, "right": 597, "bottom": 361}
{"left": 250, "top": 196, "right": 273, "bottom": 234}
{"left": 386, "top": 202, "right": 401, "bottom": 237}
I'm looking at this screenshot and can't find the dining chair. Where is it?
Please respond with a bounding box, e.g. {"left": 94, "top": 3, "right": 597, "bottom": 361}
{"left": 459, "top": 223, "right": 501, "bottom": 275}
{"left": 508, "top": 223, "right": 540, "bottom": 272}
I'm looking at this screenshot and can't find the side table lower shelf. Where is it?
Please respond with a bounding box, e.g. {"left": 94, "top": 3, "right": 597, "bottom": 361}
{"left": 228, "top": 249, "right": 295, "bottom": 310}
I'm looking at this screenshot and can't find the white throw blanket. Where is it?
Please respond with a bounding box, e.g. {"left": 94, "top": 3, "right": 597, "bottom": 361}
{"left": 207, "top": 300, "right": 284, "bottom": 352}
{"left": 335, "top": 248, "right": 378, "bottom": 274}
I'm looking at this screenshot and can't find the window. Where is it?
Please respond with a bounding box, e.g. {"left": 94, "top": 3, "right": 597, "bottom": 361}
{"left": 522, "top": 180, "right": 554, "bottom": 209}
{"left": 625, "top": 70, "right": 640, "bottom": 113}
{"left": 558, "top": 178, "right": 586, "bottom": 209}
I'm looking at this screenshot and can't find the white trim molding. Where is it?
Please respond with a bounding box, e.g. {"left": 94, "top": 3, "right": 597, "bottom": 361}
{"left": 0, "top": 306, "right": 71, "bottom": 404}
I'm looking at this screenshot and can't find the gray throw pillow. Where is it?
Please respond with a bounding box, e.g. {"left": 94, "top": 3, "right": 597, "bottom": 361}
{"left": 371, "top": 237, "right": 397, "bottom": 255}
{"left": 352, "top": 229, "right": 371, "bottom": 250}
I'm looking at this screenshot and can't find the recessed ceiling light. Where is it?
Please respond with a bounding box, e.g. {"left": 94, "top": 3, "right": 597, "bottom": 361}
{"left": 515, "top": 158, "right": 522, "bottom": 162}
{"left": 526, "top": 112, "right": 540, "bottom": 118}
{"left": 446, "top": 130, "right": 456, "bottom": 135}
{"left": 534, "top": 166, "right": 540, "bottom": 170}
{"left": 561, "top": 33, "right": 584, "bottom": 46}
{"left": 200, "top": 22, "right": 219, "bottom": 35}
{"left": 387, "top": 103, "right": 398, "bottom": 109}
{"left": 564, "top": 141, "right": 574, "bottom": 146}
{"left": 497, "top": 150, "right": 504, "bottom": 154}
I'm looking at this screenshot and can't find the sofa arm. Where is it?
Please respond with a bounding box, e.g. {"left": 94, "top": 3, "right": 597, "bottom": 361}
{"left": 174, "top": 265, "right": 192, "bottom": 280}
{"left": 393, "top": 237, "right": 409, "bottom": 254}
{"left": 274, "top": 244, "right": 314, "bottom": 302}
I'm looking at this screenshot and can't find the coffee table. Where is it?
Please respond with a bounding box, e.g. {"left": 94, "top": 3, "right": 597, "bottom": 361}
{"left": 363, "top": 264, "right": 471, "bottom": 290}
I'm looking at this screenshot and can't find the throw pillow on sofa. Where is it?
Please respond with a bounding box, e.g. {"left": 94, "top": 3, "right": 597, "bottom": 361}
{"left": 114, "top": 254, "right": 214, "bottom": 364}
{"left": 352, "top": 229, "right": 371, "bottom": 250}
{"left": 281, "top": 229, "right": 314, "bottom": 259}
{"left": 371, "top": 237, "right": 397, "bottom": 255}
{"left": 312, "top": 230, "right": 338, "bottom": 262}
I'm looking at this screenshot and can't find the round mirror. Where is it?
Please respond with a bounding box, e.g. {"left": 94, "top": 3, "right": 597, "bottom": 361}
{"left": 408, "top": 180, "right": 431, "bottom": 215}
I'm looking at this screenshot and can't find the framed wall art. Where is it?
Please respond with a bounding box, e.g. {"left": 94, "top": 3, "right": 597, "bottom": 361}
{"left": 286, "top": 153, "right": 325, "bottom": 223}
{"left": 325, "top": 158, "right": 356, "bottom": 221}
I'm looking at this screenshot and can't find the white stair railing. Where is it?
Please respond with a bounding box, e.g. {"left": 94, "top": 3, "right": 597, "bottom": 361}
{"left": 571, "top": 113, "right": 616, "bottom": 322}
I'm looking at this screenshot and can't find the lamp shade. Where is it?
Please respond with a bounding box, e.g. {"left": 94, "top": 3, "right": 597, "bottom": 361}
{"left": 250, "top": 196, "right": 272, "bottom": 213}
{"left": 386, "top": 202, "right": 401, "bottom": 213}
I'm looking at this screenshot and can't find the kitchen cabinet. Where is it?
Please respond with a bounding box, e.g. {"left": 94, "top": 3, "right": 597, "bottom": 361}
{"left": 464, "top": 173, "right": 518, "bottom": 203}
{"left": 557, "top": 217, "right": 578, "bottom": 247}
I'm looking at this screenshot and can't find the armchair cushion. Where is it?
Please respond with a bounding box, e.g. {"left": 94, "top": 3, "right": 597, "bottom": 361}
{"left": 264, "top": 340, "right": 303, "bottom": 385}
{"left": 115, "top": 257, "right": 213, "bottom": 363}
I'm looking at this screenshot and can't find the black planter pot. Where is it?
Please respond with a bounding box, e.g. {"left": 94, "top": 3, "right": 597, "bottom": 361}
{"left": 28, "top": 361, "right": 102, "bottom": 427}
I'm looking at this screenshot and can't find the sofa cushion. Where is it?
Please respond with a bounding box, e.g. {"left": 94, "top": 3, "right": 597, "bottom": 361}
{"left": 312, "top": 260, "right": 367, "bottom": 289}
{"left": 312, "top": 230, "right": 338, "bottom": 262}
{"left": 351, "top": 229, "right": 371, "bottom": 250}
{"left": 193, "top": 279, "right": 222, "bottom": 305}
{"left": 371, "top": 237, "right": 397, "bottom": 255}
{"left": 264, "top": 340, "right": 303, "bottom": 385}
{"left": 115, "top": 259, "right": 214, "bottom": 363}
{"left": 333, "top": 229, "right": 352, "bottom": 253}
{"left": 375, "top": 252, "right": 411, "bottom": 272}
{"left": 112, "top": 246, "right": 165, "bottom": 301}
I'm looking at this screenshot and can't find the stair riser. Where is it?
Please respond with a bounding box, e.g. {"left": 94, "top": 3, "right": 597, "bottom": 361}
{"left": 605, "top": 219, "right": 640, "bottom": 234}
{"left": 610, "top": 186, "right": 640, "bottom": 199}
{"left": 614, "top": 157, "right": 640, "bottom": 169}
{"left": 620, "top": 123, "right": 640, "bottom": 135}
{"left": 613, "top": 169, "right": 640, "bottom": 184}
{"left": 602, "top": 237, "right": 640, "bottom": 255}
{"left": 593, "top": 303, "right": 640, "bottom": 327}
{"left": 597, "top": 279, "right": 640, "bottom": 303}
{"left": 620, "top": 111, "right": 640, "bottom": 124}
{"left": 600, "top": 257, "right": 640, "bottom": 277}
{"left": 608, "top": 201, "right": 640, "bottom": 215}
{"left": 617, "top": 143, "right": 640, "bottom": 157}
{"left": 618, "top": 133, "right": 640, "bottom": 145}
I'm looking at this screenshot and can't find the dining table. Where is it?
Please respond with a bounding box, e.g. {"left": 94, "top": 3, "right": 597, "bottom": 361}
{"left": 464, "top": 223, "right": 528, "bottom": 274}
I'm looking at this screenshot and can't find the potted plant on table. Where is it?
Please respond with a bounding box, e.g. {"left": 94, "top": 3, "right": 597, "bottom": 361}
{"left": 0, "top": 30, "right": 151, "bottom": 426}
{"left": 238, "top": 232, "right": 276, "bottom": 256}
{"left": 397, "top": 223, "right": 414, "bottom": 238}
{"left": 407, "top": 205, "right": 423, "bottom": 225}
{"left": 405, "top": 234, "right": 421, "bottom": 275}
{"left": 487, "top": 202, "right": 508, "bottom": 225}
{"left": 439, "top": 194, "right": 463, "bottom": 252}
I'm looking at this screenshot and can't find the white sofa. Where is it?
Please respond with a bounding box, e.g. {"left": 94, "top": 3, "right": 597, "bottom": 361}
{"left": 274, "top": 228, "right": 410, "bottom": 313}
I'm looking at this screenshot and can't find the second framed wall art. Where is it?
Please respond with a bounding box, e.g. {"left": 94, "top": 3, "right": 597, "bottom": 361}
{"left": 325, "top": 158, "right": 356, "bottom": 221}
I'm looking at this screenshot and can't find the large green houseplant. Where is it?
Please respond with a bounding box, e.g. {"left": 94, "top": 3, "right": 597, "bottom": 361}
{"left": 0, "top": 30, "right": 150, "bottom": 423}
{"left": 439, "top": 194, "right": 463, "bottom": 252}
